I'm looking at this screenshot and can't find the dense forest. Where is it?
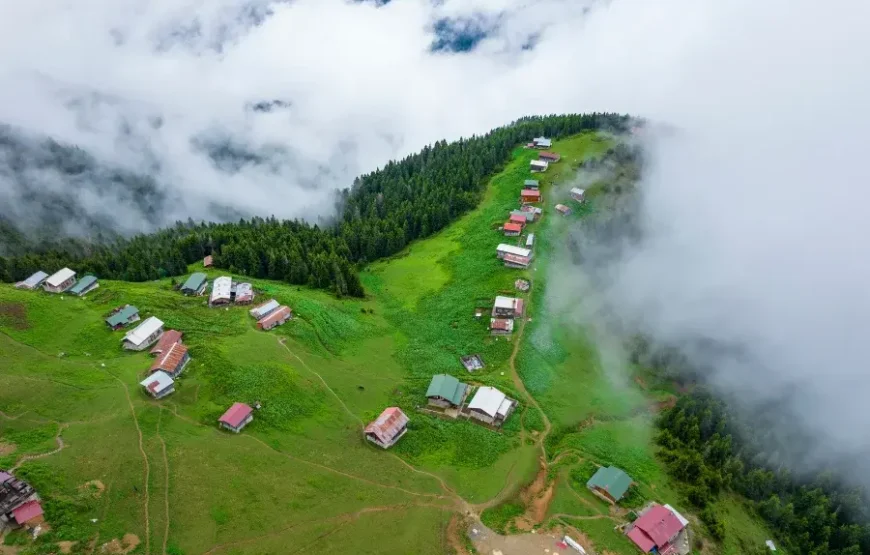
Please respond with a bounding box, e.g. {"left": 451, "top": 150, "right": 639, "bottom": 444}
{"left": 0, "top": 113, "right": 630, "bottom": 296}
{"left": 657, "top": 391, "right": 870, "bottom": 554}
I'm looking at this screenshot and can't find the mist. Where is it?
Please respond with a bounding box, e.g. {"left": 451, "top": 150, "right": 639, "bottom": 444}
{"left": 3, "top": 0, "right": 870, "bottom": 481}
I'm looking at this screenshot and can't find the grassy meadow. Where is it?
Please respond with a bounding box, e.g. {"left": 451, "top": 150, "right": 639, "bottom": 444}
{"left": 0, "top": 132, "right": 781, "bottom": 554}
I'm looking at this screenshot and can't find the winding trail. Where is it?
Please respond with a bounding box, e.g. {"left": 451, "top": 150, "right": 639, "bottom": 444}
{"left": 114, "top": 375, "right": 151, "bottom": 555}
{"left": 157, "top": 411, "right": 170, "bottom": 555}
{"left": 10, "top": 424, "right": 67, "bottom": 472}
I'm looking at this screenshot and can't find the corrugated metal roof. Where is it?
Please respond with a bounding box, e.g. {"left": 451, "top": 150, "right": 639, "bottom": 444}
{"left": 504, "top": 222, "right": 522, "bottom": 233}
{"left": 150, "top": 343, "right": 188, "bottom": 373}
{"left": 21, "top": 271, "right": 48, "bottom": 287}
{"left": 426, "top": 374, "right": 467, "bottom": 405}
{"left": 497, "top": 398, "right": 514, "bottom": 418}
{"left": 530, "top": 160, "right": 549, "bottom": 168}
{"left": 494, "top": 296, "right": 519, "bottom": 310}
{"left": 497, "top": 244, "right": 531, "bottom": 257}
{"left": 468, "top": 387, "right": 507, "bottom": 417}
{"left": 571, "top": 187, "right": 585, "bottom": 196}
{"left": 250, "top": 299, "right": 279, "bottom": 319}
{"left": 140, "top": 371, "right": 173, "bottom": 394}
{"left": 150, "top": 330, "right": 182, "bottom": 354}
{"left": 633, "top": 504, "right": 685, "bottom": 547}
{"left": 664, "top": 504, "right": 689, "bottom": 527}
{"left": 68, "top": 275, "right": 97, "bottom": 294}
{"left": 106, "top": 305, "right": 139, "bottom": 327}
{"left": 12, "top": 500, "right": 43, "bottom": 524}
{"left": 521, "top": 188, "right": 542, "bottom": 197}
{"left": 235, "top": 283, "right": 254, "bottom": 301}
{"left": 365, "top": 407, "right": 408, "bottom": 443}
{"left": 124, "top": 317, "right": 164, "bottom": 346}
{"left": 526, "top": 234, "right": 535, "bottom": 247}
{"left": 490, "top": 318, "right": 514, "bottom": 332}
{"left": 182, "top": 272, "right": 207, "bottom": 291}
{"left": 210, "top": 276, "right": 232, "bottom": 302}
{"left": 45, "top": 267, "right": 75, "bottom": 287}
{"left": 219, "top": 403, "right": 253, "bottom": 427}
{"left": 533, "top": 137, "right": 552, "bottom": 147}
{"left": 524, "top": 180, "right": 539, "bottom": 186}
{"left": 587, "top": 466, "right": 632, "bottom": 501}
{"left": 203, "top": 255, "right": 213, "bottom": 266}
{"left": 503, "top": 254, "right": 531, "bottom": 266}
{"left": 258, "top": 305, "right": 291, "bottom": 327}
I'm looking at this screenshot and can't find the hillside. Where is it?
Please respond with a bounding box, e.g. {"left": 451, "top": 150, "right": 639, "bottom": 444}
{"left": 0, "top": 132, "right": 784, "bottom": 555}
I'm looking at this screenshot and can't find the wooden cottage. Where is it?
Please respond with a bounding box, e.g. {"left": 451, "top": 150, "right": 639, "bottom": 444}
{"left": 538, "top": 151, "right": 561, "bottom": 162}
{"left": 503, "top": 222, "right": 522, "bottom": 237}
{"left": 530, "top": 160, "right": 549, "bottom": 173}
{"left": 467, "top": 387, "right": 515, "bottom": 426}
{"left": 123, "top": 317, "right": 164, "bottom": 351}
{"left": 425, "top": 374, "right": 469, "bottom": 408}
{"left": 532, "top": 137, "right": 552, "bottom": 149}
{"left": 105, "top": 305, "right": 140, "bottom": 330}
{"left": 150, "top": 330, "right": 182, "bottom": 355}
{"left": 203, "top": 255, "right": 213, "bottom": 268}
{"left": 139, "top": 371, "right": 174, "bottom": 400}
{"left": 43, "top": 268, "right": 76, "bottom": 293}
{"left": 364, "top": 407, "right": 409, "bottom": 449}
{"left": 209, "top": 276, "right": 232, "bottom": 306}
{"left": 490, "top": 318, "right": 514, "bottom": 336}
{"left": 257, "top": 306, "right": 292, "bottom": 330}
{"left": 68, "top": 275, "right": 99, "bottom": 296}
{"left": 570, "top": 187, "right": 586, "bottom": 203}
{"left": 555, "top": 204, "right": 572, "bottom": 216}
{"left": 219, "top": 403, "right": 254, "bottom": 433}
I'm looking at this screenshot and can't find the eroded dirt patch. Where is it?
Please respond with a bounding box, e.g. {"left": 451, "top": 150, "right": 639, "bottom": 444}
{"left": 446, "top": 514, "right": 471, "bottom": 555}
{"left": 0, "top": 303, "right": 28, "bottom": 330}
{"left": 81, "top": 480, "right": 106, "bottom": 497}
{"left": 0, "top": 442, "right": 16, "bottom": 456}
{"left": 57, "top": 541, "right": 76, "bottom": 554}
{"left": 514, "top": 458, "right": 556, "bottom": 531}
{"left": 101, "top": 534, "right": 140, "bottom": 555}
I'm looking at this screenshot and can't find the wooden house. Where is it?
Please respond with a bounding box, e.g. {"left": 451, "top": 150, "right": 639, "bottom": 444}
{"left": 539, "top": 151, "right": 561, "bottom": 162}
{"left": 209, "top": 276, "right": 232, "bottom": 306}
{"left": 257, "top": 306, "right": 292, "bottom": 330}
{"left": 467, "top": 387, "right": 515, "bottom": 426}
{"left": 234, "top": 283, "right": 254, "bottom": 304}
{"left": 530, "top": 160, "right": 549, "bottom": 173}
{"left": 68, "top": 275, "right": 99, "bottom": 296}
{"left": 570, "top": 187, "right": 586, "bottom": 203}
{"left": 181, "top": 273, "right": 208, "bottom": 296}
{"left": 123, "top": 317, "right": 164, "bottom": 351}
{"left": 503, "top": 254, "right": 532, "bottom": 269}
{"left": 106, "top": 305, "right": 140, "bottom": 330}
{"left": 555, "top": 204, "right": 572, "bottom": 216}
{"left": 521, "top": 188, "right": 542, "bottom": 203}
{"left": 149, "top": 343, "right": 190, "bottom": 378}
{"left": 503, "top": 222, "right": 522, "bottom": 236}
{"left": 139, "top": 371, "right": 174, "bottom": 400}
{"left": 14, "top": 271, "right": 48, "bottom": 290}
{"left": 492, "top": 296, "right": 524, "bottom": 318}
{"left": 219, "top": 403, "right": 254, "bottom": 433}
{"left": 43, "top": 268, "right": 76, "bottom": 293}
{"left": 490, "top": 318, "right": 514, "bottom": 336}
{"left": 586, "top": 466, "right": 632, "bottom": 504}
{"left": 364, "top": 407, "right": 409, "bottom": 449}
{"left": 425, "top": 374, "right": 469, "bottom": 408}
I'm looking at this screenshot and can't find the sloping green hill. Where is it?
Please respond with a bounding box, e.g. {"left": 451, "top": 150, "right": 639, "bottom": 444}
{"left": 0, "top": 132, "right": 781, "bottom": 555}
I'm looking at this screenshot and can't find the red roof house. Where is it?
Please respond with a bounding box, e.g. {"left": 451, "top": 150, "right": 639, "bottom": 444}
{"left": 11, "top": 500, "right": 44, "bottom": 526}
{"left": 365, "top": 407, "right": 409, "bottom": 449}
{"left": 538, "top": 151, "right": 561, "bottom": 162}
{"left": 203, "top": 255, "right": 213, "bottom": 267}
{"left": 626, "top": 504, "right": 686, "bottom": 555}
{"left": 509, "top": 214, "right": 526, "bottom": 225}
{"left": 521, "top": 189, "right": 541, "bottom": 203}
{"left": 149, "top": 343, "right": 190, "bottom": 378}
{"left": 219, "top": 403, "right": 254, "bottom": 433}
{"left": 150, "top": 330, "right": 182, "bottom": 355}
{"left": 503, "top": 222, "right": 522, "bottom": 236}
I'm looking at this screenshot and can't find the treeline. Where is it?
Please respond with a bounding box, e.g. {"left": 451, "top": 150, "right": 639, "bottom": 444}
{"left": 0, "top": 113, "right": 631, "bottom": 296}
{"left": 657, "top": 392, "right": 870, "bottom": 554}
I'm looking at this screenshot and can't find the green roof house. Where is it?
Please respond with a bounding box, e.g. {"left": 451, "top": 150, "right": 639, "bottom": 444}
{"left": 105, "top": 305, "right": 140, "bottom": 330}
{"left": 181, "top": 273, "right": 208, "bottom": 296}
{"left": 426, "top": 374, "right": 469, "bottom": 408}
{"left": 587, "top": 466, "right": 633, "bottom": 504}
{"left": 68, "top": 275, "right": 99, "bottom": 296}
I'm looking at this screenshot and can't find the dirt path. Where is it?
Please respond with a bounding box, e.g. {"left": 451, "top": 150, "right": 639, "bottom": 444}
{"left": 114, "top": 375, "right": 151, "bottom": 555}
{"left": 10, "top": 424, "right": 67, "bottom": 472}
{"left": 156, "top": 411, "right": 170, "bottom": 555}
{"left": 276, "top": 337, "right": 364, "bottom": 427}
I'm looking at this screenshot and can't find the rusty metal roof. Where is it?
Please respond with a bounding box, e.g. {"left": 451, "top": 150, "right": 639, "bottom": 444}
{"left": 365, "top": 407, "right": 408, "bottom": 443}
{"left": 150, "top": 330, "right": 182, "bottom": 355}
{"left": 150, "top": 343, "right": 188, "bottom": 373}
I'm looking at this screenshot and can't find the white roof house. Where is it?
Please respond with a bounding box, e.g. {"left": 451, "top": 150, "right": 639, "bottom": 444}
{"left": 494, "top": 296, "right": 520, "bottom": 311}
{"left": 496, "top": 244, "right": 532, "bottom": 258}
{"left": 250, "top": 299, "right": 280, "bottom": 319}
{"left": 533, "top": 137, "right": 552, "bottom": 148}
{"left": 526, "top": 233, "right": 535, "bottom": 247}
{"left": 124, "top": 317, "right": 164, "bottom": 347}
{"left": 571, "top": 187, "right": 585, "bottom": 197}
{"left": 140, "top": 371, "right": 174, "bottom": 397}
{"left": 210, "top": 276, "right": 232, "bottom": 304}
{"left": 468, "top": 387, "right": 513, "bottom": 418}
{"left": 530, "top": 160, "right": 549, "bottom": 171}
{"left": 45, "top": 268, "right": 75, "bottom": 288}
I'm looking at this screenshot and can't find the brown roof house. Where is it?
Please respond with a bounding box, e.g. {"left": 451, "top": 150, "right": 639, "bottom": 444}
{"left": 521, "top": 188, "right": 542, "bottom": 202}
{"left": 257, "top": 306, "right": 292, "bottom": 330}
{"left": 539, "top": 151, "right": 561, "bottom": 162}
{"left": 149, "top": 343, "right": 190, "bottom": 378}
{"left": 364, "top": 407, "right": 409, "bottom": 449}
{"left": 503, "top": 222, "right": 522, "bottom": 237}
{"left": 150, "top": 330, "right": 183, "bottom": 355}
{"left": 490, "top": 318, "right": 514, "bottom": 336}
{"left": 203, "top": 255, "right": 213, "bottom": 268}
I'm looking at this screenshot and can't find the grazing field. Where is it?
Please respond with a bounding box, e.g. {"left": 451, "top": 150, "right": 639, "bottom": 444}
{"left": 0, "top": 132, "right": 781, "bottom": 554}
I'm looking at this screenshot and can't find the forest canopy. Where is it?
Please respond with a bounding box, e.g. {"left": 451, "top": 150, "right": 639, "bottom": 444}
{"left": 0, "top": 113, "right": 630, "bottom": 296}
